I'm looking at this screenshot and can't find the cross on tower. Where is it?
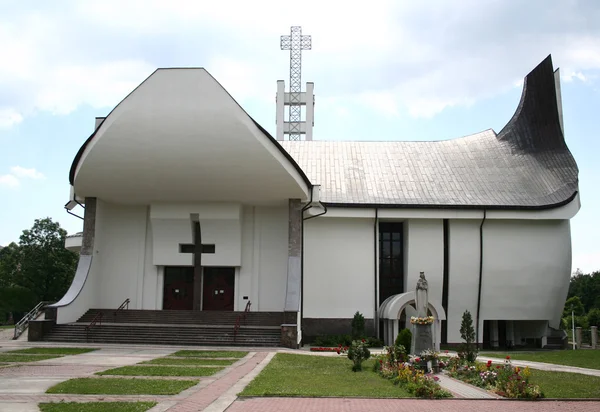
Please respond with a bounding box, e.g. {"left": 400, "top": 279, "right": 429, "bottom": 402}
{"left": 281, "top": 26, "right": 311, "bottom": 140}
{"left": 179, "top": 220, "right": 215, "bottom": 310}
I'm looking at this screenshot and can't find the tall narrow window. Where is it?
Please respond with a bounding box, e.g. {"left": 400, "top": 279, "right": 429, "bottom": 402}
{"left": 379, "top": 222, "right": 404, "bottom": 305}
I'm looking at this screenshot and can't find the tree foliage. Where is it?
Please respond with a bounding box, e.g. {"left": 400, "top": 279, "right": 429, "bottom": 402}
{"left": 458, "top": 310, "right": 478, "bottom": 362}
{"left": 568, "top": 269, "right": 600, "bottom": 313}
{"left": 0, "top": 218, "right": 78, "bottom": 323}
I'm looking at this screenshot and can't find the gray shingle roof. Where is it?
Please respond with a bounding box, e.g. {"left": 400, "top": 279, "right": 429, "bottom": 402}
{"left": 280, "top": 56, "right": 578, "bottom": 209}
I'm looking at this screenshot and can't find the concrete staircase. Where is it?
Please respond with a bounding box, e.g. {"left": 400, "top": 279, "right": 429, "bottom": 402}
{"left": 42, "top": 309, "right": 285, "bottom": 347}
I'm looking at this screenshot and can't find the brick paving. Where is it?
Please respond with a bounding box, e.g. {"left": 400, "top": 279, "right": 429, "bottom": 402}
{"left": 228, "top": 398, "right": 600, "bottom": 411}
{"left": 165, "top": 351, "right": 268, "bottom": 412}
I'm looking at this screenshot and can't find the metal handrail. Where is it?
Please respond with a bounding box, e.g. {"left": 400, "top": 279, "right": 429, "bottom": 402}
{"left": 13, "top": 301, "right": 53, "bottom": 340}
{"left": 85, "top": 312, "right": 103, "bottom": 342}
{"left": 113, "top": 298, "right": 130, "bottom": 322}
{"left": 234, "top": 301, "right": 252, "bottom": 340}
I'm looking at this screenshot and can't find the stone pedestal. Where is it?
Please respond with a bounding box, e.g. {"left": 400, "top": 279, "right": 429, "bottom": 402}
{"left": 28, "top": 319, "right": 56, "bottom": 341}
{"left": 281, "top": 324, "right": 298, "bottom": 349}
{"left": 411, "top": 323, "right": 434, "bottom": 356}
{"left": 591, "top": 326, "right": 598, "bottom": 349}
{"left": 575, "top": 327, "right": 583, "bottom": 349}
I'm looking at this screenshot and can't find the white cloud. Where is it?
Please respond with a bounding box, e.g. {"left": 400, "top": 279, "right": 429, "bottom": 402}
{"left": 0, "top": 0, "right": 599, "bottom": 125}
{"left": 10, "top": 166, "right": 45, "bottom": 180}
{"left": 0, "top": 108, "right": 23, "bottom": 129}
{"left": 0, "top": 174, "right": 20, "bottom": 188}
{"left": 0, "top": 166, "right": 45, "bottom": 188}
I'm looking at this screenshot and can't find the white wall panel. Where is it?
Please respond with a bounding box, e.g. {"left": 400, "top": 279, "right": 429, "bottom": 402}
{"left": 304, "top": 218, "right": 375, "bottom": 318}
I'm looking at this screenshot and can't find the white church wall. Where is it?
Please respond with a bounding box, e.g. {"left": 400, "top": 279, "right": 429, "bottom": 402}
{"left": 149, "top": 203, "right": 242, "bottom": 267}
{"left": 404, "top": 219, "right": 444, "bottom": 305}
{"left": 95, "top": 202, "right": 148, "bottom": 309}
{"left": 238, "top": 205, "right": 289, "bottom": 312}
{"left": 447, "top": 219, "right": 482, "bottom": 343}
{"left": 303, "top": 217, "right": 375, "bottom": 319}
{"left": 238, "top": 206, "right": 255, "bottom": 311}
{"left": 56, "top": 199, "right": 106, "bottom": 323}
{"left": 256, "top": 206, "right": 289, "bottom": 311}
{"left": 480, "top": 220, "right": 572, "bottom": 329}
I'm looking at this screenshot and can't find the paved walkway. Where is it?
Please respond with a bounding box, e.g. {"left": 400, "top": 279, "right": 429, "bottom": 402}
{"left": 435, "top": 373, "right": 499, "bottom": 399}
{"left": 1, "top": 342, "right": 600, "bottom": 411}
{"left": 227, "top": 398, "right": 600, "bottom": 411}
{"left": 477, "top": 355, "right": 600, "bottom": 377}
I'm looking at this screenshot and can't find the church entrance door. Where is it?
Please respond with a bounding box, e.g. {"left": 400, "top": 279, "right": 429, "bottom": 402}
{"left": 202, "top": 267, "right": 235, "bottom": 311}
{"left": 163, "top": 266, "right": 194, "bottom": 310}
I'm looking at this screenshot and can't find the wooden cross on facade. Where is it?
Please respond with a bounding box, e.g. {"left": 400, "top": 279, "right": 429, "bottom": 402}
{"left": 179, "top": 221, "right": 215, "bottom": 310}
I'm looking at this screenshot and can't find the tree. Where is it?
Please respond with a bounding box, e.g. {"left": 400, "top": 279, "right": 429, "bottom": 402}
{"left": 0, "top": 218, "right": 78, "bottom": 322}
{"left": 458, "top": 310, "right": 478, "bottom": 362}
{"left": 0, "top": 242, "right": 21, "bottom": 289}
{"left": 563, "top": 296, "right": 586, "bottom": 318}
{"left": 568, "top": 270, "right": 600, "bottom": 313}
{"left": 351, "top": 311, "right": 365, "bottom": 340}
{"left": 588, "top": 308, "right": 600, "bottom": 327}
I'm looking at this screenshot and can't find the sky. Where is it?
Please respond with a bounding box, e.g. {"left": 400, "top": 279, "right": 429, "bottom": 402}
{"left": 0, "top": 0, "right": 599, "bottom": 273}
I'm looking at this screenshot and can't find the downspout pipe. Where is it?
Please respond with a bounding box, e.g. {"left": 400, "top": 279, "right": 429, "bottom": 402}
{"left": 475, "top": 209, "right": 487, "bottom": 348}
{"left": 374, "top": 208, "right": 378, "bottom": 338}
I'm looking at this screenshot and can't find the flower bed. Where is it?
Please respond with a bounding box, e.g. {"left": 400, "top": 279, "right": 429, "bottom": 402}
{"left": 410, "top": 316, "right": 434, "bottom": 325}
{"left": 373, "top": 346, "right": 451, "bottom": 399}
{"left": 446, "top": 356, "right": 543, "bottom": 399}
{"left": 309, "top": 347, "right": 343, "bottom": 352}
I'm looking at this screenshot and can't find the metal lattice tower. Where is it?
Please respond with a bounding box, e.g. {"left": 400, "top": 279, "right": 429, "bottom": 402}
{"left": 280, "top": 26, "right": 311, "bottom": 140}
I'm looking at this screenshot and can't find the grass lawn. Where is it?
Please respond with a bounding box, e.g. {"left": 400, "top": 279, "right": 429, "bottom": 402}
{"left": 47, "top": 378, "right": 198, "bottom": 395}
{"left": 171, "top": 350, "right": 248, "bottom": 358}
{"left": 480, "top": 350, "right": 600, "bottom": 370}
{"left": 9, "top": 347, "right": 97, "bottom": 355}
{"left": 97, "top": 365, "right": 223, "bottom": 377}
{"left": 0, "top": 325, "right": 13, "bottom": 329}
{"left": 39, "top": 402, "right": 157, "bottom": 412}
{"left": 529, "top": 369, "right": 600, "bottom": 398}
{"left": 239, "top": 353, "right": 412, "bottom": 398}
{"left": 0, "top": 354, "right": 62, "bottom": 362}
{"left": 141, "top": 357, "right": 237, "bottom": 366}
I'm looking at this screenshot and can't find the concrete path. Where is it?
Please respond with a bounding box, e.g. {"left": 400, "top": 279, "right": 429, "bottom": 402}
{"left": 476, "top": 355, "right": 600, "bottom": 377}
{"left": 435, "top": 373, "right": 499, "bottom": 398}
{"left": 0, "top": 345, "right": 275, "bottom": 412}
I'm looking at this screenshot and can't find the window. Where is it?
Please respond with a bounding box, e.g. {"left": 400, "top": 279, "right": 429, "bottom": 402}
{"left": 379, "top": 222, "right": 404, "bottom": 305}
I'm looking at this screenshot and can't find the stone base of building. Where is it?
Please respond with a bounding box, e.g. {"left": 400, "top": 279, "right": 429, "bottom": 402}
{"left": 302, "top": 318, "right": 375, "bottom": 343}
{"left": 281, "top": 324, "right": 298, "bottom": 349}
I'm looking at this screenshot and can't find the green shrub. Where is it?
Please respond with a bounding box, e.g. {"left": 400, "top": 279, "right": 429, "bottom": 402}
{"left": 346, "top": 339, "right": 371, "bottom": 372}
{"left": 313, "top": 334, "right": 352, "bottom": 347}
{"left": 587, "top": 309, "right": 600, "bottom": 327}
{"left": 351, "top": 311, "right": 365, "bottom": 340}
{"left": 366, "top": 336, "right": 384, "bottom": 348}
{"left": 396, "top": 328, "right": 412, "bottom": 354}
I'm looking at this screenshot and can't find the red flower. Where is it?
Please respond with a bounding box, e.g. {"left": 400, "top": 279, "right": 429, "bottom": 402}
{"left": 496, "top": 365, "right": 502, "bottom": 369}
{"left": 506, "top": 355, "right": 511, "bottom": 360}
{"left": 362, "top": 339, "right": 366, "bottom": 343}
{"left": 445, "top": 350, "right": 449, "bottom": 353}
{"left": 415, "top": 357, "right": 421, "bottom": 362}
{"left": 486, "top": 360, "right": 492, "bottom": 368}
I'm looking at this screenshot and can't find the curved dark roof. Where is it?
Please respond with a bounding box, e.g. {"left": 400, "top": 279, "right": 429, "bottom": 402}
{"left": 281, "top": 55, "right": 579, "bottom": 209}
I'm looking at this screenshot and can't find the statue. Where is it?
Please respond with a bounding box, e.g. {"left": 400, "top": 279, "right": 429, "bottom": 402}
{"left": 415, "top": 271, "right": 429, "bottom": 318}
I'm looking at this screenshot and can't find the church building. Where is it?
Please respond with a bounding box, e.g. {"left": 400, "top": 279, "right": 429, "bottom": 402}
{"left": 51, "top": 55, "right": 579, "bottom": 349}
